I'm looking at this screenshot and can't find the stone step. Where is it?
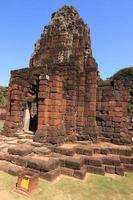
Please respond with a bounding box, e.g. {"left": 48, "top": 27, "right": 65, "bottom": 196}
{"left": 32, "top": 146, "right": 52, "bottom": 155}
{"left": 54, "top": 146, "right": 75, "bottom": 156}
{"left": 27, "top": 158, "right": 59, "bottom": 172}
{"left": 0, "top": 153, "right": 132, "bottom": 182}
{"left": 93, "top": 147, "right": 132, "bottom": 156}
{"left": 60, "top": 167, "right": 74, "bottom": 177}
{"left": 40, "top": 168, "right": 60, "bottom": 181}
{"left": 18, "top": 134, "right": 35, "bottom": 140}
{"left": 14, "top": 132, "right": 24, "bottom": 137}
{"left": 59, "top": 156, "right": 84, "bottom": 170}
{"left": 8, "top": 144, "right": 34, "bottom": 156}
{"left": 84, "top": 156, "right": 102, "bottom": 167}
{"left": 73, "top": 166, "right": 87, "bottom": 179}
{"left": 87, "top": 165, "right": 105, "bottom": 175}
{"left": 123, "top": 164, "right": 133, "bottom": 172}
{"left": 75, "top": 146, "right": 93, "bottom": 156}
{"left": 54, "top": 145, "right": 132, "bottom": 157}
{"left": 105, "top": 164, "right": 124, "bottom": 176}
{"left": 102, "top": 155, "right": 121, "bottom": 166}
{"left": 0, "top": 142, "right": 132, "bottom": 182}
{"left": 24, "top": 131, "right": 34, "bottom": 135}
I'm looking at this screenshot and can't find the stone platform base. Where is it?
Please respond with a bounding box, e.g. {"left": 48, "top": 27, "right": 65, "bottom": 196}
{"left": 0, "top": 134, "right": 132, "bottom": 181}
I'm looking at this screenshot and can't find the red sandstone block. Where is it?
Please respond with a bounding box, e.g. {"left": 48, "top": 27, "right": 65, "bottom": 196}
{"left": 48, "top": 119, "right": 61, "bottom": 126}
{"left": 64, "top": 157, "right": 83, "bottom": 170}
{"left": 38, "top": 118, "right": 44, "bottom": 125}
{"left": 120, "top": 156, "right": 133, "bottom": 164}
{"left": 8, "top": 144, "right": 34, "bottom": 157}
{"left": 39, "top": 86, "right": 49, "bottom": 93}
{"left": 38, "top": 112, "right": 45, "bottom": 118}
{"left": 11, "top": 106, "right": 20, "bottom": 111}
{"left": 54, "top": 147, "right": 75, "bottom": 156}
{"left": 10, "top": 116, "right": 20, "bottom": 122}
{"left": 74, "top": 166, "right": 87, "bottom": 179}
{"left": 77, "top": 107, "right": 84, "bottom": 112}
{"left": 109, "top": 101, "right": 116, "bottom": 106}
{"left": 51, "top": 86, "right": 62, "bottom": 93}
{"left": 38, "top": 99, "right": 45, "bottom": 105}
{"left": 118, "top": 149, "right": 132, "bottom": 156}
{"left": 76, "top": 121, "right": 84, "bottom": 126}
{"left": 105, "top": 165, "right": 115, "bottom": 174}
{"left": 101, "top": 102, "right": 109, "bottom": 107}
{"left": 86, "top": 111, "right": 96, "bottom": 117}
{"left": 38, "top": 105, "right": 45, "bottom": 111}
{"left": 66, "top": 100, "right": 75, "bottom": 106}
{"left": 87, "top": 166, "right": 105, "bottom": 175}
{"left": 124, "top": 164, "right": 133, "bottom": 172}
{"left": 49, "top": 112, "right": 62, "bottom": 119}
{"left": 114, "top": 128, "right": 121, "bottom": 133}
{"left": 51, "top": 100, "right": 62, "bottom": 106}
{"left": 112, "top": 117, "right": 122, "bottom": 122}
{"left": 115, "top": 166, "right": 124, "bottom": 176}
{"left": 60, "top": 167, "right": 74, "bottom": 177}
{"left": 59, "top": 105, "right": 66, "bottom": 112}
{"left": 103, "top": 127, "right": 114, "bottom": 132}
{"left": 65, "top": 115, "right": 76, "bottom": 121}
{"left": 38, "top": 91, "right": 49, "bottom": 98}
{"left": 50, "top": 93, "right": 62, "bottom": 100}
{"left": 39, "top": 80, "right": 49, "bottom": 85}
{"left": 11, "top": 111, "right": 19, "bottom": 116}
{"left": 44, "top": 99, "right": 52, "bottom": 106}
{"left": 50, "top": 105, "right": 60, "bottom": 110}
{"left": 84, "top": 157, "right": 102, "bottom": 167}
{"left": 109, "top": 111, "right": 122, "bottom": 117}
{"left": 76, "top": 146, "right": 93, "bottom": 156}
{"left": 41, "top": 168, "right": 60, "bottom": 181}
{"left": 102, "top": 156, "right": 121, "bottom": 166}
{"left": 114, "top": 107, "right": 123, "bottom": 112}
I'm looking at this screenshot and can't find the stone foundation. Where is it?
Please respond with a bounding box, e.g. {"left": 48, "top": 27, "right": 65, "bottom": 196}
{"left": 0, "top": 134, "right": 132, "bottom": 181}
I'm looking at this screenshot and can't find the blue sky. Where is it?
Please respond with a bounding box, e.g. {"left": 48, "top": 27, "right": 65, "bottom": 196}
{"left": 0, "top": 0, "right": 133, "bottom": 86}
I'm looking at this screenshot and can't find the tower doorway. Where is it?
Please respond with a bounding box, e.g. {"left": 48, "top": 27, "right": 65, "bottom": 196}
{"left": 23, "top": 78, "right": 39, "bottom": 133}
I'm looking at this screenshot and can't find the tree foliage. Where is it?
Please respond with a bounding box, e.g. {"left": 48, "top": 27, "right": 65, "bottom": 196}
{"left": 0, "top": 86, "right": 8, "bottom": 107}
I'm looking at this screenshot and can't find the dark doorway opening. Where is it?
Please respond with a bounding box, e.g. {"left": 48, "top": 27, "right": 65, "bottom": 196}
{"left": 27, "top": 78, "right": 39, "bottom": 133}
{"left": 28, "top": 101, "right": 38, "bottom": 132}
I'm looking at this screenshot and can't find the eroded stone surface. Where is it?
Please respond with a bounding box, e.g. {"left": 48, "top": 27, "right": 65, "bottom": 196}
{"left": 8, "top": 144, "right": 34, "bottom": 156}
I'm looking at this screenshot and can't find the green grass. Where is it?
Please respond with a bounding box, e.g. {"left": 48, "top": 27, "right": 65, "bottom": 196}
{"left": 0, "top": 120, "right": 4, "bottom": 129}
{"left": 0, "top": 172, "right": 133, "bottom": 200}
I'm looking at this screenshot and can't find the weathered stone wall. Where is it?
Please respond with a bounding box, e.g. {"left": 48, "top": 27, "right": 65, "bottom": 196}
{"left": 4, "top": 64, "right": 98, "bottom": 144}
{"left": 97, "top": 78, "right": 132, "bottom": 145}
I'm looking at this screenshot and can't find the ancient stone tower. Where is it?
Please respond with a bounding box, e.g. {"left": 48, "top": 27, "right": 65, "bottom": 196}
{"left": 4, "top": 5, "right": 132, "bottom": 145}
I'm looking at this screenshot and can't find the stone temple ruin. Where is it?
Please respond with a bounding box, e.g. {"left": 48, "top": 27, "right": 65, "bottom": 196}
{"left": 0, "top": 5, "right": 132, "bottom": 181}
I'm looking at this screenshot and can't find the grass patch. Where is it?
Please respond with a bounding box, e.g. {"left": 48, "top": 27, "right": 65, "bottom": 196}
{"left": 0, "top": 172, "right": 133, "bottom": 200}
{"left": 0, "top": 120, "right": 4, "bottom": 129}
